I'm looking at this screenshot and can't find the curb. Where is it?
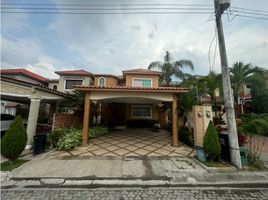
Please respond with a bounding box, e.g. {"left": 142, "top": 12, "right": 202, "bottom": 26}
{"left": 2, "top": 178, "right": 268, "bottom": 189}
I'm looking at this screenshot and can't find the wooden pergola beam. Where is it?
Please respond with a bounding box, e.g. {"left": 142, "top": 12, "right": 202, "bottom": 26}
{"left": 82, "top": 92, "right": 90, "bottom": 145}
{"left": 172, "top": 94, "right": 179, "bottom": 146}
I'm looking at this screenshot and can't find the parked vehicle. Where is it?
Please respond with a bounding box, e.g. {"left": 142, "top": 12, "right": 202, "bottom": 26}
{"left": 1, "top": 114, "right": 15, "bottom": 137}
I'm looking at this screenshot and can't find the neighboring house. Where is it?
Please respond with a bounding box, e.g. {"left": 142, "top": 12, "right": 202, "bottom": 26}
{"left": 0, "top": 69, "right": 50, "bottom": 116}
{"left": 0, "top": 69, "right": 67, "bottom": 148}
{"left": 0, "top": 68, "right": 48, "bottom": 87}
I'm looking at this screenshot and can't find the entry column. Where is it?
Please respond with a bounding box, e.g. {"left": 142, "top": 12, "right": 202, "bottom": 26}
{"left": 82, "top": 92, "right": 90, "bottom": 145}
{"left": 172, "top": 94, "right": 179, "bottom": 146}
{"left": 26, "top": 97, "right": 41, "bottom": 149}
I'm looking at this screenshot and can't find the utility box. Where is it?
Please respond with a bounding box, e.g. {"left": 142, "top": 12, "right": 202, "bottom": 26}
{"left": 193, "top": 105, "right": 213, "bottom": 147}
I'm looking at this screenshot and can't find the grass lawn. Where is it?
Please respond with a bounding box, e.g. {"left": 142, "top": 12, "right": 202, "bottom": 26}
{"left": 1, "top": 159, "right": 29, "bottom": 171}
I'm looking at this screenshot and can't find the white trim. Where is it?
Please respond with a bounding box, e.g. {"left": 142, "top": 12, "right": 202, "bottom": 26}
{"left": 98, "top": 77, "right": 106, "bottom": 86}
{"left": 0, "top": 92, "right": 30, "bottom": 98}
{"left": 64, "top": 78, "right": 84, "bottom": 91}
{"left": 131, "top": 104, "right": 152, "bottom": 119}
{"left": 132, "top": 78, "right": 153, "bottom": 87}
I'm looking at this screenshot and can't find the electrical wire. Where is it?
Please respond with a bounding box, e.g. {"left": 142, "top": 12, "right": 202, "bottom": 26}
{"left": 208, "top": 23, "right": 217, "bottom": 72}
{"left": 1, "top": 3, "right": 268, "bottom": 20}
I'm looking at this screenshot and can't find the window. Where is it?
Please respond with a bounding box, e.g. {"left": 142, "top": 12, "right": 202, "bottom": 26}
{"left": 65, "top": 80, "right": 83, "bottom": 90}
{"left": 133, "top": 79, "right": 152, "bottom": 87}
{"left": 98, "top": 77, "right": 106, "bottom": 86}
{"left": 52, "top": 85, "right": 57, "bottom": 91}
{"left": 132, "top": 105, "right": 152, "bottom": 118}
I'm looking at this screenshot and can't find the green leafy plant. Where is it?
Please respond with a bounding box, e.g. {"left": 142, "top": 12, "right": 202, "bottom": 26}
{"left": 48, "top": 128, "right": 73, "bottom": 147}
{"left": 89, "top": 126, "right": 108, "bottom": 139}
{"left": 203, "top": 121, "right": 221, "bottom": 161}
{"left": 238, "top": 115, "right": 268, "bottom": 168}
{"left": 1, "top": 115, "right": 27, "bottom": 161}
{"left": 57, "top": 129, "right": 82, "bottom": 151}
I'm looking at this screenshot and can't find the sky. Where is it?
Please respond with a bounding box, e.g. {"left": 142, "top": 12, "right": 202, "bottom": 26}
{"left": 1, "top": 0, "right": 268, "bottom": 79}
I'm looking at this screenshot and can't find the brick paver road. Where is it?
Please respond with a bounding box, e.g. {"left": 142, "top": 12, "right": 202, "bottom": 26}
{"left": 1, "top": 187, "right": 268, "bottom": 200}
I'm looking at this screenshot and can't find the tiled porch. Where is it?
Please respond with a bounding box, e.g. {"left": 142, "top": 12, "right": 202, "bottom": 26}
{"left": 48, "top": 129, "right": 194, "bottom": 159}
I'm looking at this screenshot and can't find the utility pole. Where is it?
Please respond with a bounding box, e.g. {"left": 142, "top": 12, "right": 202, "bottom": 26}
{"left": 214, "top": 0, "right": 242, "bottom": 169}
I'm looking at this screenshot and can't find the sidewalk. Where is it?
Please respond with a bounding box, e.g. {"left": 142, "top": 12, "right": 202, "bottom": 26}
{"left": 1, "top": 152, "right": 268, "bottom": 188}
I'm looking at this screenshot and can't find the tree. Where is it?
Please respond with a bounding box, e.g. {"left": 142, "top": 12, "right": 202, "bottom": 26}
{"left": 203, "top": 121, "right": 221, "bottom": 161}
{"left": 1, "top": 115, "right": 27, "bottom": 161}
{"left": 148, "top": 51, "right": 194, "bottom": 85}
{"left": 230, "top": 61, "right": 264, "bottom": 104}
{"left": 249, "top": 74, "right": 268, "bottom": 113}
{"left": 199, "top": 71, "right": 222, "bottom": 111}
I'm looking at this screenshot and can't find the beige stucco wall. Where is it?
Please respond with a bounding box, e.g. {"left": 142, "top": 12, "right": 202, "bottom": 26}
{"left": 125, "top": 103, "right": 158, "bottom": 121}
{"left": 94, "top": 76, "right": 119, "bottom": 86}
{"left": 125, "top": 74, "right": 159, "bottom": 87}
{"left": 58, "top": 75, "right": 93, "bottom": 92}
{"left": 193, "top": 105, "right": 213, "bottom": 147}
{"left": 48, "top": 82, "right": 59, "bottom": 90}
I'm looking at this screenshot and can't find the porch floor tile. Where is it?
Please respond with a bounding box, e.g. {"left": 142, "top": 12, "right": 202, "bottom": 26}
{"left": 48, "top": 128, "right": 194, "bottom": 159}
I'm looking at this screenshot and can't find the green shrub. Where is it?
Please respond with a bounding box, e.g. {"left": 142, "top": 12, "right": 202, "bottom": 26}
{"left": 48, "top": 128, "right": 77, "bottom": 147}
{"left": 203, "top": 121, "right": 221, "bottom": 161}
{"left": 1, "top": 115, "right": 27, "bottom": 161}
{"left": 58, "top": 129, "right": 82, "bottom": 151}
{"left": 89, "top": 126, "right": 108, "bottom": 139}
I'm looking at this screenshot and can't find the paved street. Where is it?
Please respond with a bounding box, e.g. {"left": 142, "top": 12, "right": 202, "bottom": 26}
{"left": 1, "top": 187, "right": 268, "bottom": 200}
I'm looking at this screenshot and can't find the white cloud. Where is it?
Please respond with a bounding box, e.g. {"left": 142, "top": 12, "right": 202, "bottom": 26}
{"left": 1, "top": 0, "right": 268, "bottom": 79}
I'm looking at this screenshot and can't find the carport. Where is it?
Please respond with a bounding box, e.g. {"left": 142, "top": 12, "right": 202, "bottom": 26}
{"left": 75, "top": 85, "right": 189, "bottom": 146}
{"left": 0, "top": 76, "right": 67, "bottom": 149}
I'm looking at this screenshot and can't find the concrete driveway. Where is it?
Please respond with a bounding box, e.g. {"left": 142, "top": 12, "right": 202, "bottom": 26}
{"left": 48, "top": 128, "right": 194, "bottom": 159}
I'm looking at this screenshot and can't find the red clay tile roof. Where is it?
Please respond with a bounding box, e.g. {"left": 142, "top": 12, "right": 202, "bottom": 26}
{"left": 75, "top": 85, "right": 189, "bottom": 93}
{"left": 122, "top": 68, "right": 161, "bottom": 75}
{"left": 0, "top": 68, "right": 48, "bottom": 82}
{"left": 55, "top": 69, "right": 93, "bottom": 76}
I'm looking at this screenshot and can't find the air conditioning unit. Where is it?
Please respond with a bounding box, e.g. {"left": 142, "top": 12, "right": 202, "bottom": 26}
{"left": 219, "top": 0, "right": 230, "bottom": 11}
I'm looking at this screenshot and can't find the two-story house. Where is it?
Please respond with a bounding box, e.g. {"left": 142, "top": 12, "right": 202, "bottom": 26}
{"left": 53, "top": 68, "right": 189, "bottom": 146}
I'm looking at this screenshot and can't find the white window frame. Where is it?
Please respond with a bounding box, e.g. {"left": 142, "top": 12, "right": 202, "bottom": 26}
{"left": 98, "top": 77, "right": 106, "bottom": 86}
{"left": 64, "top": 78, "right": 84, "bottom": 91}
{"left": 131, "top": 105, "right": 152, "bottom": 119}
{"left": 132, "top": 78, "right": 153, "bottom": 87}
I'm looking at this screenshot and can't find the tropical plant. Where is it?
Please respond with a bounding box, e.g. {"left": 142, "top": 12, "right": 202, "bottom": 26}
{"left": 89, "top": 126, "right": 108, "bottom": 139}
{"left": 238, "top": 115, "right": 268, "bottom": 168}
{"left": 148, "top": 51, "right": 194, "bottom": 85}
{"left": 201, "top": 71, "right": 222, "bottom": 105}
{"left": 230, "top": 61, "right": 264, "bottom": 104}
{"left": 57, "top": 129, "right": 82, "bottom": 151}
{"left": 249, "top": 74, "right": 268, "bottom": 113}
{"left": 203, "top": 121, "right": 221, "bottom": 161}
{"left": 1, "top": 115, "right": 27, "bottom": 161}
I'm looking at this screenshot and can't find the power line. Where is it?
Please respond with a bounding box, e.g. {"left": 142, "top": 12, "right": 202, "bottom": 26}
{"left": 233, "top": 6, "right": 268, "bottom": 14}
{"left": 1, "top": 7, "right": 214, "bottom": 11}
{"left": 1, "top": 11, "right": 213, "bottom": 15}
{"left": 1, "top": 3, "right": 213, "bottom": 7}
{"left": 234, "top": 10, "right": 268, "bottom": 17}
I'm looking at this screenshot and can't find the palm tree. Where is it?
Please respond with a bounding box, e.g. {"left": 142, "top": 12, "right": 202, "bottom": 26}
{"left": 230, "top": 61, "right": 264, "bottom": 104}
{"left": 200, "top": 71, "right": 222, "bottom": 108}
{"left": 148, "top": 51, "right": 194, "bottom": 85}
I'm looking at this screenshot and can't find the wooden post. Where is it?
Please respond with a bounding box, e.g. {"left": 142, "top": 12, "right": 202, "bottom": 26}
{"left": 82, "top": 92, "right": 90, "bottom": 145}
{"left": 172, "top": 94, "right": 179, "bottom": 146}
